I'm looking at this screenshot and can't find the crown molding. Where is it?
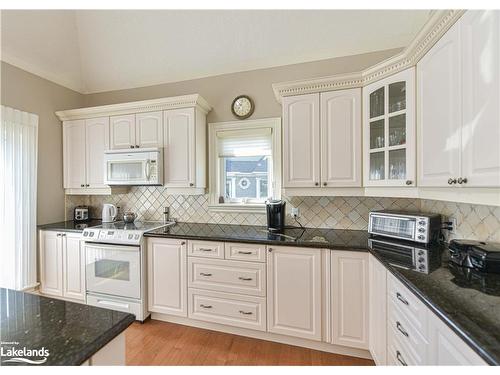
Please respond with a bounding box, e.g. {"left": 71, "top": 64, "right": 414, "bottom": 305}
{"left": 272, "top": 9, "right": 466, "bottom": 103}
{"left": 55, "top": 94, "right": 212, "bottom": 121}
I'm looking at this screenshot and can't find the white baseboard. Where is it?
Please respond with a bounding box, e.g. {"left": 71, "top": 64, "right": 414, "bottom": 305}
{"left": 150, "top": 312, "right": 373, "bottom": 361}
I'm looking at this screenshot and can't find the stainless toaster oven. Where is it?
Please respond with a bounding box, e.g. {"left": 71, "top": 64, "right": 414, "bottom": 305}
{"left": 368, "top": 210, "right": 441, "bottom": 244}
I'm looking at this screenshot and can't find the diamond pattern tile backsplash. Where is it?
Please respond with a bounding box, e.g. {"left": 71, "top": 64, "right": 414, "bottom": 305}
{"left": 65, "top": 188, "right": 500, "bottom": 242}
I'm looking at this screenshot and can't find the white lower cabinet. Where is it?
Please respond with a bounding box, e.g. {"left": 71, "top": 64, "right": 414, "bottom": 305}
{"left": 368, "top": 255, "right": 387, "bottom": 365}
{"left": 147, "top": 237, "right": 187, "bottom": 317}
{"left": 267, "top": 246, "right": 322, "bottom": 341}
{"left": 39, "top": 230, "right": 85, "bottom": 301}
{"left": 331, "top": 251, "right": 369, "bottom": 349}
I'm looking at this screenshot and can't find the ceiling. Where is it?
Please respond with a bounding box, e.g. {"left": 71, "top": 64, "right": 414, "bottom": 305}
{"left": 1, "top": 10, "right": 431, "bottom": 94}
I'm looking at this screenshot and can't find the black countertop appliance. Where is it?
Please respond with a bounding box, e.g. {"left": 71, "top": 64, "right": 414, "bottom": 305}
{"left": 266, "top": 200, "right": 286, "bottom": 233}
{"left": 449, "top": 239, "right": 500, "bottom": 273}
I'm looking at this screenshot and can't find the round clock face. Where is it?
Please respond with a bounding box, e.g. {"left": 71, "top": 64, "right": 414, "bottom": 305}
{"left": 232, "top": 95, "right": 254, "bottom": 119}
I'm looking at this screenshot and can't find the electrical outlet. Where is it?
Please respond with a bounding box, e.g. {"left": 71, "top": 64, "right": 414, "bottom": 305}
{"left": 291, "top": 207, "right": 299, "bottom": 218}
{"left": 448, "top": 217, "right": 457, "bottom": 234}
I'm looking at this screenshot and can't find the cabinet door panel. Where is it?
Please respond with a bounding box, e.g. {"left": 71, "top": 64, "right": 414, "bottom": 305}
{"left": 283, "top": 94, "right": 320, "bottom": 188}
{"left": 147, "top": 238, "right": 187, "bottom": 316}
{"left": 461, "top": 10, "right": 500, "bottom": 187}
{"left": 85, "top": 117, "right": 109, "bottom": 188}
{"left": 267, "top": 246, "right": 322, "bottom": 341}
{"left": 369, "top": 255, "right": 387, "bottom": 365}
{"left": 331, "top": 251, "right": 369, "bottom": 349}
{"left": 163, "top": 108, "right": 195, "bottom": 187}
{"left": 136, "top": 111, "right": 163, "bottom": 148}
{"left": 40, "top": 231, "right": 63, "bottom": 296}
{"left": 320, "top": 89, "right": 361, "bottom": 187}
{"left": 417, "top": 21, "right": 461, "bottom": 186}
{"left": 110, "top": 114, "right": 135, "bottom": 149}
{"left": 63, "top": 234, "right": 85, "bottom": 301}
{"left": 63, "top": 120, "right": 86, "bottom": 189}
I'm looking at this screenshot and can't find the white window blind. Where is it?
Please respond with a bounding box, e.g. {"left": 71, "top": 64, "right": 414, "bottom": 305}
{"left": 0, "top": 106, "right": 38, "bottom": 290}
{"left": 217, "top": 128, "right": 272, "bottom": 157}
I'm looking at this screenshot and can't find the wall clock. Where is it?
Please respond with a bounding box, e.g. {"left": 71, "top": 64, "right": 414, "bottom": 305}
{"left": 231, "top": 95, "right": 254, "bottom": 119}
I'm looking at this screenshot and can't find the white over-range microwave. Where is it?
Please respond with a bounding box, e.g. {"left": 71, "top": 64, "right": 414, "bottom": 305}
{"left": 104, "top": 148, "right": 163, "bottom": 186}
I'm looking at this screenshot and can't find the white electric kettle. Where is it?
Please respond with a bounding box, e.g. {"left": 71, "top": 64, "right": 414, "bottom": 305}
{"left": 102, "top": 203, "right": 117, "bottom": 223}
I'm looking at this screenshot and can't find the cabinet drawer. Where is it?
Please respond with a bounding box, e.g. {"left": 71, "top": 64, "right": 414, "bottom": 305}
{"left": 188, "top": 258, "right": 266, "bottom": 296}
{"left": 224, "top": 242, "right": 266, "bottom": 263}
{"left": 387, "top": 333, "right": 419, "bottom": 366}
{"left": 188, "top": 288, "right": 266, "bottom": 331}
{"left": 388, "top": 298, "right": 428, "bottom": 364}
{"left": 387, "top": 274, "right": 428, "bottom": 336}
{"left": 188, "top": 240, "right": 224, "bottom": 259}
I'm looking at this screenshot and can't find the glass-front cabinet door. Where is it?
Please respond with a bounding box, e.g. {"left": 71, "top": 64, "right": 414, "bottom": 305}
{"left": 363, "top": 68, "right": 415, "bottom": 187}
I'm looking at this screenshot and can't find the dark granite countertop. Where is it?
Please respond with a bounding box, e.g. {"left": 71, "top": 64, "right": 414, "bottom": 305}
{"left": 145, "top": 222, "right": 500, "bottom": 365}
{"left": 0, "top": 288, "right": 135, "bottom": 365}
{"left": 370, "top": 241, "right": 500, "bottom": 365}
{"left": 144, "top": 222, "right": 369, "bottom": 250}
{"left": 38, "top": 219, "right": 102, "bottom": 233}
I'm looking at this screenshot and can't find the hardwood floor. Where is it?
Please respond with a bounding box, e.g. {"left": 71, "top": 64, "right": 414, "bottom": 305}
{"left": 126, "top": 320, "right": 374, "bottom": 366}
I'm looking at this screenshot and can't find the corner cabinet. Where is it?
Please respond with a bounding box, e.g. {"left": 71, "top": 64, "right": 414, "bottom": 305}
{"left": 418, "top": 10, "right": 500, "bottom": 187}
{"left": 282, "top": 89, "right": 362, "bottom": 191}
{"left": 267, "top": 246, "right": 323, "bottom": 341}
{"left": 39, "top": 230, "right": 86, "bottom": 302}
{"left": 363, "top": 68, "right": 416, "bottom": 187}
{"left": 368, "top": 254, "right": 387, "bottom": 365}
{"left": 147, "top": 237, "right": 187, "bottom": 317}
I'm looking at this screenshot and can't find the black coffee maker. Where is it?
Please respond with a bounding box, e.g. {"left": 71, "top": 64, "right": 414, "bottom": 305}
{"left": 266, "top": 200, "right": 286, "bottom": 233}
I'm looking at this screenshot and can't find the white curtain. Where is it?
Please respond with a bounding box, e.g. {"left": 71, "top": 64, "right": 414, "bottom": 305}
{"left": 0, "top": 105, "right": 38, "bottom": 290}
{"left": 217, "top": 128, "right": 273, "bottom": 157}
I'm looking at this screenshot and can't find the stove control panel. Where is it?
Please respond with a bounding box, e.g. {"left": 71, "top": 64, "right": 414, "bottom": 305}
{"left": 82, "top": 228, "right": 143, "bottom": 245}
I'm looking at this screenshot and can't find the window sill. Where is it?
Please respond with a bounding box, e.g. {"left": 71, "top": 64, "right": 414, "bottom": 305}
{"left": 208, "top": 203, "right": 267, "bottom": 214}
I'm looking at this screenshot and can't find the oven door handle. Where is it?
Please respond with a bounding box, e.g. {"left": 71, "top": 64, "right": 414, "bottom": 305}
{"left": 145, "top": 159, "right": 151, "bottom": 181}
{"left": 84, "top": 243, "right": 140, "bottom": 252}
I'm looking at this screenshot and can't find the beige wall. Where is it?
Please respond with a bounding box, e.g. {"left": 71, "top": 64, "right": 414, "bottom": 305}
{"left": 85, "top": 48, "right": 401, "bottom": 123}
{"left": 1, "top": 62, "right": 85, "bottom": 225}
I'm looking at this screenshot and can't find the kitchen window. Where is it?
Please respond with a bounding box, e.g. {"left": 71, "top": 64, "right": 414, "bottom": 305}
{"left": 208, "top": 118, "right": 281, "bottom": 213}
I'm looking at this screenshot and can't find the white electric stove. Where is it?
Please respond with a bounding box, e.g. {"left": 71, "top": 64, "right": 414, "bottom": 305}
{"left": 82, "top": 221, "right": 172, "bottom": 321}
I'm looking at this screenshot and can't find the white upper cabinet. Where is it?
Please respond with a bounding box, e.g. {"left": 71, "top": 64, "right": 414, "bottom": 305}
{"left": 320, "top": 89, "right": 362, "bottom": 187}
{"left": 267, "top": 246, "right": 322, "bottom": 341}
{"left": 110, "top": 114, "right": 136, "bottom": 149}
{"left": 135, "top": 111, "right": 163, "bottom": 148}
{"left": 417, "top": 21, "right": 462, "bottom": 187}
{"left": 460, "top": 10, "right": 500, "bottom": 187}
{"left": 418, "top": 10, "right": 500, "bottom": 188}
{"left": 63, "top": 120, "right": 86, "bottom": 189}
{"left": 63, "top": 117, "right": 109, "bottom": 190}
{"left": 283, "top": 90, "right": 361, "bottom": 190}
{"left": 331, "top": 251, "right": 369, "bottom": 350}
{"left": 163, "top": 108, "right": 196, "bottom": 188}
{"left": 363, "top": 68, "right": 416, "bottom": 187}
{"left": 282, "top": 94, "right": 321, "bottom": 188}
{"left": 85, "top": 117, "right": 109, "bottom": 188}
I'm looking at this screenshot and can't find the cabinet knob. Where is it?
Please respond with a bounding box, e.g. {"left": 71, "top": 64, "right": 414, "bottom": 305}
{"left": 86, "top": 184, "right": 90, "bottom": 187}
{"left": 189, "top": 183, "right": 194, "bottom": 187}
{"left": 136, "top": 145, "right": 140, "bottom": 148}
{"left": 268, "top": 248, "right": 273, "bottom": 252}
{"left": 130, "top": 145, "right": 134, "bottom": 149}
{"left": 323, "top": 182, "right": 327, "bottom": 186}
{"left": 405, "top": 180, "right": 412, "bottom": 185}
{"left": 458, "top": 177, "right": 468, "bottom": 184}
{"left": 447, "top": 178, "right": 457, "bottom": 185}
{"left": 314, "top": 182, "right": 319, "bottom": 186}
{"left": 181, "top": 241, "right": 186, "bottom": 245}
{"left": 80, "top": 184, "right": 85, "bottom": 187}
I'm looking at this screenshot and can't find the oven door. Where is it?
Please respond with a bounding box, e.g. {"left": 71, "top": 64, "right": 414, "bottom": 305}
{"left": 369, "top": 214, "right": 417, "bottom": 241}
{"left": 85, "top": 242, "right": 141, "bottom": 299}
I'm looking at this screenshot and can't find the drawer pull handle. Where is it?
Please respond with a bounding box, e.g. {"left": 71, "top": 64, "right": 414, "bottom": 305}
{"left": 199, "top": 248, "right": 213, "bottom": 252}
{"left": 200, "top": 304, "right": 212, "bottom": 309}
{"left": 238, "top": 251, "right": 253, "bottom": 255}
{"left": 396, "top": 350, "right": 407, "bottom": 366}
{"left": 396, "top": 321, "right": 409, "bottom": 338}
{"left": 396, "top": 292, "right": 409, "bottom": 306}
{"left": 239, "top": 310, "right": 253, "bottom": 315}
{"left": 199, "top": 272, "right": 212, "bottom": 277}
{"left": 238, "top": 277, "right": 253, "bottom": 281}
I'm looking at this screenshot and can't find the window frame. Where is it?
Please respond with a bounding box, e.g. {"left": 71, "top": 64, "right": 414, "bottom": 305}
{"left": 208, "top": 117, "right": 281, "bottom": 213}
